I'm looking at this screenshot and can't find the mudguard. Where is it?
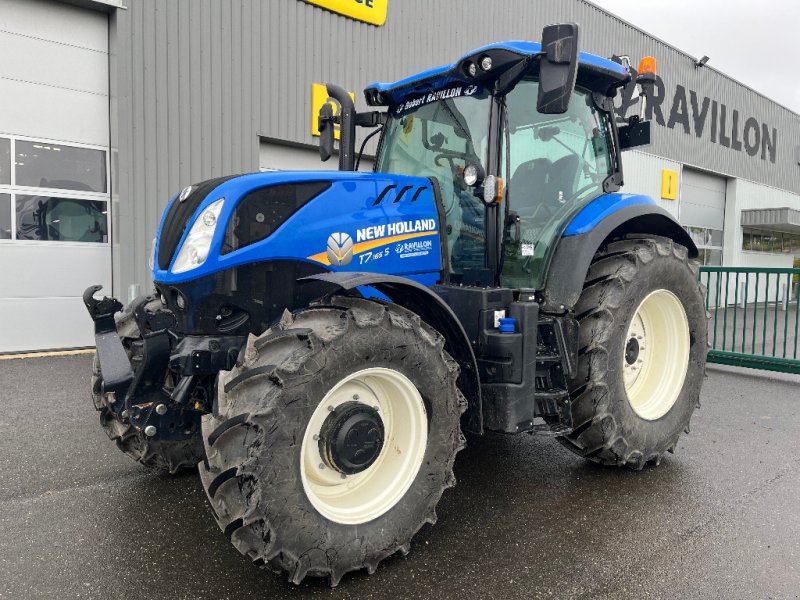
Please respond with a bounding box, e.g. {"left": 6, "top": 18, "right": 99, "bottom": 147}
{"left": 302, "top": 271, "right": 483, "bottom": 434}
{"left": 542, "top": 195, "right": 697, "bottom": 313}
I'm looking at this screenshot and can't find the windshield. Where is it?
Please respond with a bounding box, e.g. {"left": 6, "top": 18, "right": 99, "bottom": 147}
{"left": 376, "top": 85, "right": 491, "bottom": 275}
{"left": 501, "top": 79, "right": 614, "bottom": 289}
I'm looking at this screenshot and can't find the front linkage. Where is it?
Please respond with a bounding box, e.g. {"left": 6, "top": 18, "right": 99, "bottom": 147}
{"left": 83, "top": 285, "right": 242, "bottom": 443}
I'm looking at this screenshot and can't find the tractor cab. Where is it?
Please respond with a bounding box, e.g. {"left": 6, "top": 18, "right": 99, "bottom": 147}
{"left": 321, "top": 28, "right": 653, "bottom": 292}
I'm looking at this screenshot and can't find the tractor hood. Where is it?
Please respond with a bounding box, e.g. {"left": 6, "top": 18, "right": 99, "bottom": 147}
{"left": 152, "top": 170, "right": 445, "bottom": 286}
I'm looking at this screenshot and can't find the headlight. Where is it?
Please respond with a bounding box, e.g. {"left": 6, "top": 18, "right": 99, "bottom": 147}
{"left": 171, "top": 198, "right": 224, "bottom": 274}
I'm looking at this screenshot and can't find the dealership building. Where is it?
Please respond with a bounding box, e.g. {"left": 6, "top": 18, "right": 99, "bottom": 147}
{"left": 1, "top": 0, "right": 799, "bottom": 352}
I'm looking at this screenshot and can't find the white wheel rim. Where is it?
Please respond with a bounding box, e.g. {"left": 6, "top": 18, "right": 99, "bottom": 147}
{"left": 300, "top": 367, "right": 428, "bottom": 525}
{"left": 623, "top": 289, "right": 690, "bottom": 421}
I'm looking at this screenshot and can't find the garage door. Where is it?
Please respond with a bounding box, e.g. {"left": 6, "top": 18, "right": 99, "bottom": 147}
{"left": 681, "top": 168, "right": 726, "bottom": 266}
{"left": 0, "top": 0, "right": 111, "bottom": 352}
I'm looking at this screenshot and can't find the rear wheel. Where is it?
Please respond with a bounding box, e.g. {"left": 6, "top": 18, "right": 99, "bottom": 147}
{"left": 558, "top": 236, "right": 707, "bottom": 469}
{"left": 200, "top": 296, "right": 466, "bottom": 586}
{"left": 90, "top": 298, "right": 205, "bottom": 473}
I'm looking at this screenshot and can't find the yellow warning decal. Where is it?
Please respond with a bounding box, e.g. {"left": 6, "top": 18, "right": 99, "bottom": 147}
{"left": 301, "top": 0, "right": 388, "bottom": 26}
{"left": 308, "top": 230, "right": 436, "bottom": 266}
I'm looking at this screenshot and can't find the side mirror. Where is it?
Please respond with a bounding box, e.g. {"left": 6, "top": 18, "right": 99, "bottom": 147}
{"left": 537, "top": 23, "right": 580, "bottom": 114}
{"left": 318, "top": 102, "right": 334, "bottom": 163}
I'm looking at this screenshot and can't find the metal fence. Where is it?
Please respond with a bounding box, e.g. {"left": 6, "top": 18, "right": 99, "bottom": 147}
{"left": 698, "top": 266, "right": 800, "bottom": 375}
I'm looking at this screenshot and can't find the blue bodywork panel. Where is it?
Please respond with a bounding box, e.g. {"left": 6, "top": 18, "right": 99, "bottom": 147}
{"left": 152, "top": 171, "right": 443, "bottom": 286}
{"left": 366, "top": 41, "right": 629, "bottom": 106}
{"left": 563, "top": 193, "right": 656, "bottom": 237}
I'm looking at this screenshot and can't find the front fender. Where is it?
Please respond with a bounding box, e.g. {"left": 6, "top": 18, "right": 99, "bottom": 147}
{"left": 302, "top": 271, "right": 483, "bottom": 434}
{"left": 542, "top": 197, "right": 697, "bottom": 313}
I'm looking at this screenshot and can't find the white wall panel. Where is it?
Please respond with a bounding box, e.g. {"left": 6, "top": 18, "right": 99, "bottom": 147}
{"left": 0, "top": 31, "right": 108, "bottom": 95}
{"left": 0, "top": 297, "right": 95, "bottom": 352}
{"left": 1, "top": 0, "right": 108, "bottom": 51}
{"left": 0, "top": 243, "right": 111, "bottom": 298}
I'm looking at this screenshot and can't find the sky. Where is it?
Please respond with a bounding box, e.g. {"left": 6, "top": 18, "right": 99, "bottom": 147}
{"left": 590, "top": 0, "right": 800, "bottom": 114}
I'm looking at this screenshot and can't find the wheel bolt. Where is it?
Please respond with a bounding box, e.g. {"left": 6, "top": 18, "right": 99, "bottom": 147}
{"left": 353, "top": 394, "right": 360, "bottom": 400}
{"left": 319, "top": 463, "right": 325, "bottom": 470}
{"left": 373, "top": 405, "right": 380, "bottom": 411}
{"left": 327, "top": 405, "right": 335, "bottom": 412}
{"left": 155, "top": 404, "right": 167, "bottom": 415}
{"left": 340, "top": 473, "right": 347, "bottom": 480}
{"left": 121, "top": 410, "right": 129, "bottom": 419}
{"left": 313, "top": 434, "right": 320, "bottom": 441}
{"left": 144, "top": 425, "right": 157, "bottom": 437}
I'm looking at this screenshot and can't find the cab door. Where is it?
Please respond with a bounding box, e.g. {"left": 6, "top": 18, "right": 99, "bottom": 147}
{"left": 500, "top": 79, "right": 615, "bottom": 290}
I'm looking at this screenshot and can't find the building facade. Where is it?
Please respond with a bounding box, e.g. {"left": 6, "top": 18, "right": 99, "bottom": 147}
{"left": 1, "top": 0, "right": 798, "bottom": 351}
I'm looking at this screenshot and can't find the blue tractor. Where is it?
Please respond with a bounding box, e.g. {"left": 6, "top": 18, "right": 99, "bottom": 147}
{"left": 85, "top": 24, "right": 707, "bottom": 586}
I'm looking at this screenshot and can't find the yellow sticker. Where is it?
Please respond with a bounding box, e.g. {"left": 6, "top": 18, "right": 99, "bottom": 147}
{"left": 302, "top": 0, "right": 388, "bottom": 26}
{"left": 311, "top": 83, "right": 356, "bottom": 139}
{"left": 661, "top": 169, "right": 678, "bottom": 200}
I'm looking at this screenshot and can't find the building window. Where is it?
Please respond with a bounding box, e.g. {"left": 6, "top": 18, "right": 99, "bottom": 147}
{"left": 685, "top": 225, "right": 723, "bottom": 265}
{"left": 15, "top": 196, "right": 107, "bottom": 243}
{"left": 742, "top": 227, "right": 800, "bottom": 257}
{"left": 15, "top": 140, "right": 107, "bottom": 193}
{"left": 0, "top": 193, "right": 11, "bottom": 239}
{"left": 0, "top": 138, "right": 10, "bottom": 185}
{"left": 0, "top": 135, "right": 108, "bottom": 244}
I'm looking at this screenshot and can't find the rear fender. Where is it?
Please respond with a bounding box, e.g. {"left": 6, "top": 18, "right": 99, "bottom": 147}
{"left": 542, "top": 199, "right": 697, "bottom": 313}
{"left": 302, "top": 271, "right": 483, "bottom": 434}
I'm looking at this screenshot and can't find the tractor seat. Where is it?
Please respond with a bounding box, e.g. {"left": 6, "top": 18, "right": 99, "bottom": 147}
{"left": 509, "top": 158, "right": 551, "bottom": 216}
{"left": 546, "top": 154, "right": 580, "bottom": 205}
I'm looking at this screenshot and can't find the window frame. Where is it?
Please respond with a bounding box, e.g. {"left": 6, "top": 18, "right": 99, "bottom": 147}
{"left": 0, "top": 133, "right": 110, "bottom": 247}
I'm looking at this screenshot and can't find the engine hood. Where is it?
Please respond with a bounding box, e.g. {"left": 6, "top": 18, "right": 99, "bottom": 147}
{"left": 152, "top": 170, "right": 445, "bottom": 285}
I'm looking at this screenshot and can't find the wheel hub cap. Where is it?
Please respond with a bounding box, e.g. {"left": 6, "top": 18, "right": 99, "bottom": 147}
{"left": 320, "top": 402, "right": 385, "bottom": 475}
{"left": 300, "top": 368, "right": 428, "bottom": 525}
{"left": 625, "top": 337, "right": 640, "bottom": 365}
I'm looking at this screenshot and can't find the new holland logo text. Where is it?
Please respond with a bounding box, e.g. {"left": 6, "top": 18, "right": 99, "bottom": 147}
{"left": 356, "top": 219, "right": 436, "bottom": 242}
{"left": 326, "top": 232, "right": 353, "bottom": 266}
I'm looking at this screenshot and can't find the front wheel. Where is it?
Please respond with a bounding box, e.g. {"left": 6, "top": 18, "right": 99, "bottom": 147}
{"left": 199, "top": 296, "right": 466, "bottom": 586}
{"left": 558, "top": 236, "right": 708, "bottom": 469}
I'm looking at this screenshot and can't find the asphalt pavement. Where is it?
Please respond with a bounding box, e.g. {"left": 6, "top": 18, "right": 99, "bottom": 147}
{"left": 1, "top": 354, "right": 799, "bottom": 599}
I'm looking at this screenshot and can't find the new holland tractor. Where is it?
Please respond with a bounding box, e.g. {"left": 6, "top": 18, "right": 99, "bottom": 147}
{"left": 85, "top": 24, "right": 707, "bottom": 586}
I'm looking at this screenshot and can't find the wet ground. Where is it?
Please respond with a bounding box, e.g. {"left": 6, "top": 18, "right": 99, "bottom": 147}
{"left": 1, "top": 354, "right": 799, "bottom": 599}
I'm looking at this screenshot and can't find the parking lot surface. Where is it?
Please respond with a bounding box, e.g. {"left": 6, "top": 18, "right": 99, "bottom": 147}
{"left": 1, "top": 354, "right": 799, "bottom": 599}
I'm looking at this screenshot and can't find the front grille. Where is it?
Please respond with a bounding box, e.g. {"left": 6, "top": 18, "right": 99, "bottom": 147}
{"left": 157, "top": 174, "right": 240, "bottom": 270}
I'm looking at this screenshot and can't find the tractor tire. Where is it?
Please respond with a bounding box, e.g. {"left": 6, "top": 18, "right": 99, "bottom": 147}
{"left": 558, "top": 236, "right": 707, "bottom": 469}
{"left": 90, "top": 297, "right": 205, "bottom": 473}
{"left": 200, "top": 296, "right": 466, "bottom": 586}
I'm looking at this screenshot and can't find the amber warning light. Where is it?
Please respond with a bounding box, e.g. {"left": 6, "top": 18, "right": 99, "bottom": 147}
{"left": 638, "top": 56, "right": 657, "bottom": 75}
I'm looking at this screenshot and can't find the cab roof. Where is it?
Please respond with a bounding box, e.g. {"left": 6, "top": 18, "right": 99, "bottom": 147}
{"left": 364, "top": 41, "right": 630, "bottom": 107}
